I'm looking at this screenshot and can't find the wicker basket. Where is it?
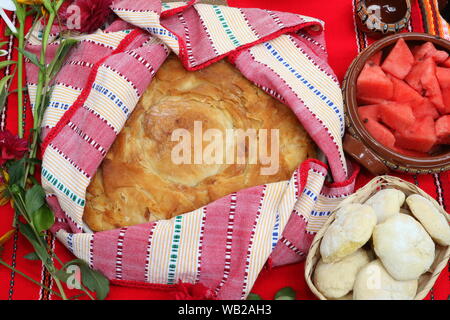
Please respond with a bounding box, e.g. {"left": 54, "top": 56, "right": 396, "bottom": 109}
{"left": 305, "top": 175, "right": 450, "bottom": 300}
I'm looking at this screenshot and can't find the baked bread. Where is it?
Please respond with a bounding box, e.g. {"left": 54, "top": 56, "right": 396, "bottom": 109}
{"left": 353, "top": 260, "right": 418, "bottom": 300}
{"left": 320, "top": 203, "right": 377, "bottom": 263}
{"left": 364, "top": 189, "right": 405, "bottom": 224}
{"left": 84, "top": 55, "right": 316, "bottom": 231}
{"left": 313, "top": 248, "right": 371, "bottom": 299}
{"left": 406, "top": 194, "right": 450, "bottom": 246}
{"left": 373, "top": 213, "right": 435, "bottom": 281}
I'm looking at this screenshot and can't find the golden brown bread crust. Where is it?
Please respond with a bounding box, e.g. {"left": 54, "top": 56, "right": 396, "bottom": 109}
{"left": 84, "top": 55, "right": 316, "bottom": 231}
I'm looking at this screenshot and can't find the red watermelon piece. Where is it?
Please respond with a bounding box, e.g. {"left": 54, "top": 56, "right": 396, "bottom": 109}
{"left": 358, "top": 105, "right": 381, "bottom": 122}
{"left": 357, "top": 96, "right": 388, "bottom": 105}
{"left": 405, "top": 57, "right": 445, "bottom": 112}
{"left": 414, "top": 98, "right": 440, "bottom": 119}
{"left": 395, "top": 116, "right": 437, "bottom": 153}
{"left": 405, "top": 59, "right": 427, "bottom": 93}
{"left": 357, "top": 61, "right": 394, "bottom": 103}
{"left": 389, "top": 74, "right": 423, "bottom": 104}
{"left": 436, "top": 67, "right": 450, "bottom": 114}
{"left": 368, "top": 51, "right": 383, "bottom": 65}
{"left": 379, "top": 102, "right": 415, "bottom": 132}
{"left": 382, "top": 38, "right": 414, "bottom": 79}
{"left": 364, "top": 120, "right": 396, "bottom": 148}
{"left": 413, "top": 42, "right": 449, "bottom": 63}
{"left": 442, "top": 57, "right": 450, "bottom": 68}
{"left": 435, "top": 115, "right": 450, "bottom": 144}
{"left": 436, "top": 67, "right": 450, "bottom": 85}
{"left": 388, "top": 74, "right": 439, "bottom": 119}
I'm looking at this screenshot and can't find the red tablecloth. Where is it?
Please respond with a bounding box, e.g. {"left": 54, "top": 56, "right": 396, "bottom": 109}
{"left": 0, "top": 0, "right": 449, "bottom": 300}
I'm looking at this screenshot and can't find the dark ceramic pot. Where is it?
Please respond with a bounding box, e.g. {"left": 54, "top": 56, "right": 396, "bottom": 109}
{"left": 356, "top": 0, "right": 411, "bottom": 37}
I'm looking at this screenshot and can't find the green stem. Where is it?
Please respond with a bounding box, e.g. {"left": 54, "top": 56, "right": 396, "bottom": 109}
{"left": 17, "top": 9, "right": 25, "bottom": 138}
{"left": 0, "top": 259, "right": 63, "bottom": 298}
{"left": 28, "top": 0, "right": 64, "bottom": 177}
{"left": 51, "top": 274, "right": 68, "bottom": 300}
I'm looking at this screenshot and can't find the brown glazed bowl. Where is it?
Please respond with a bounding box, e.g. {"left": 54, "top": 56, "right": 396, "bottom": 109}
{"left": 342, "top": 32, "right": 450, "bottom": 176}
{"left": 356, "top": 0, "right": 411, "bottom": 38}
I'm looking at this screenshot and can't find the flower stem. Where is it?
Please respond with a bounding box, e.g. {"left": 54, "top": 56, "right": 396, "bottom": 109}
{"left": 0, "top": 259, "right": 63, "bottom": 298}
{"left": 17, "top": 11, "right": 25, "bottom": 138}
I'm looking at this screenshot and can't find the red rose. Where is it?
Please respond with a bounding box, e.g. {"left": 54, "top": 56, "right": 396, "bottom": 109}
{"left": 0, "top": 130, "right": 28, "bottom": 166}
{"left": 59, "top": 0, "right": 113, "bottom": 34}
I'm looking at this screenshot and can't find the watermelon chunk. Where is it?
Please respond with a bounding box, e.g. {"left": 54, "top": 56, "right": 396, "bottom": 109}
{"left": 364, "top": 120, "right": 396, "bottom": 148}
{"left": 357, "top": 61, "right": 394, "bottom": 103}
{"left": 389, "top": 74, "right": 423, "bottom": 104}
{"left": 357, "top": 96, "right": 388, "bottom": 105}
{"left": 436, "top": 67, "right": 450, "bottom": 114}
{"left": 368, "top": 51, "right": 383, "bottom": 65}
{"left": 442, "top": 57, "right": 450, "bottom": 68}
{"left": 382, "top": 38, "right": 415, "bottom": 79}
{"left": 358, "top": 105, "right": 380, "bottom": 122}
{"left": 414, "top": 98, "right": 440, "bottom": 119}
{"left": 413, "top": 42, "right": 449, "bottom": 63}
{"left": 379, "top": 102, "right": 415, "bottom": 132}
{"left": 435, "top": 115, "right": 450, "bottom": 144}
{"left": 405, "top": 57, "right": 445, "bottom": 112}
{"left": 437, "top": 67, "right": 450, "bottom": 84}
{"left": 395, "top": 116, "right": 437, "bottom": 153}
{"left": 388, "top": 74, "right": 439, "bottom": 119}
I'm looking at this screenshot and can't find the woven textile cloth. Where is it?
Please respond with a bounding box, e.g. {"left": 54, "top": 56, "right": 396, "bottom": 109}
{"left": 21, "top": 0, "right": 358, "bottom": 299}
{"left": 0, "top": 0, "right": 448, "bottom": 302}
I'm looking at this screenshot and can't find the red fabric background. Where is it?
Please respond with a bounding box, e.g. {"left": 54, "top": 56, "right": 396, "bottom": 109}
{"left": 0, "top": 0, "right": 448, "bottom": 300}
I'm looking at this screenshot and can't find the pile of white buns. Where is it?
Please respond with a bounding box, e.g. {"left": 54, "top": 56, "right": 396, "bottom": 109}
{"left": 313, "top": 189, "right": 450, "bottom": 300}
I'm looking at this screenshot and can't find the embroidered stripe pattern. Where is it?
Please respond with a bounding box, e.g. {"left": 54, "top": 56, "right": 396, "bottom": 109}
{"left": 144, "top": 223, "right": 157, "bottom": 283}
{"left": 263, "top": 41, "right": 344, "bottom": 134}
{"left": 212, "top": 5, "right": 241, "bottom": 47}
{"left": 41, "top": 167, "right": 85, "bottom": 207}
{"left": 115, "top": 228, "right": 127, "bottom": 280}
{"left": 167, "top": 216, "right": 183, "bottom": 284}
{"left": 214, "top": 193, "right": 237, "bottom": 295}
{"left": 195, "top": 207, "right": 207, "bottom": 283}
{"left": 240, "top": 186, "right": 266, "bottom": 299}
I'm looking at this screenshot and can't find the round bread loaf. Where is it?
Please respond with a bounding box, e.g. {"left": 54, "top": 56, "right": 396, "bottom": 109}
{"left": 84, "top": 55, "right": 316, "bottom": 231}
{"left": 364, "top": 189, "right": 405, "bottom": 224}
{"left": 353, "top": 260, "right": 418, "bottom": 300}
{"left": 313, "top": 248, "right": 371, "bottom": 299}
{"left": 373, "top": 213, "right": 435, "bottom": 281}
{"left": 320, "top": 203, "right": 377, "bottom": 263}
{"left": 406, "top": 194, "right": 450, "bottom": 246}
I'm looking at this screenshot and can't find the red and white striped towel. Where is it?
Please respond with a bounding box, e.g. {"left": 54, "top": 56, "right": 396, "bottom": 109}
{"left": 25, "top": 0, "right": 358, "bottom": 299}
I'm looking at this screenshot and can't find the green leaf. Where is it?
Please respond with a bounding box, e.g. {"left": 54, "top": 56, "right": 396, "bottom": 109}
{"left": 0, "top": 41, "right": 9, "bottom": 48}
{"left": 48, "top": 38, "right": 78, "bottom": 80}
{"left": 57, "top": 259, "right": 110, "bottom": 300}
{"left": 7, "top": 158, "right": 26, "bottom": 186}
{"left": 0, "top": 60, "right": 16, "bottom": 69}
{"left": 275, "top": 296, "right": 295, "bottom": 300}
{"left": 18, "top": 222, "right": 51, "bottom": 265}
{"left": 24, "top": 252, "right": 40, "bottom": 260}
{"left": 15, "top": 47, "right": 43, "bottom": 70}
{"left": 0, "top": 75, "right": 14, "bottom": 91}
{"left": 25, "top": 184, "right": 46, "bottom": 215}
{"left": 0, "top": 74, "right": 14, "bottom": 114}
{"left": 247, "top": 293, "right": 262, "bottom": 300}
{"left": 274, "top": 287, "right": 296, "bottom": 300}
{"left": 30, "top": 205, "right": 55, "bottom": 234}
